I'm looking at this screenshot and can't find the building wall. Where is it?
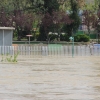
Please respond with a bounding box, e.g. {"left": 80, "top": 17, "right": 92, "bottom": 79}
{"left": 0, "top": 30, "right": 3, "bottom": 46}
{"left": 0, "top": 30, "right": 13, "bottom": 46}
{"left": 4, "top": 30, "right": 12, "bottom": 46}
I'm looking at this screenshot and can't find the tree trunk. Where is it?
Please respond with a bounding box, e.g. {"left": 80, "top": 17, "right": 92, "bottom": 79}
{"left": 17, "top": 29, "right": 22, "bottom": 41}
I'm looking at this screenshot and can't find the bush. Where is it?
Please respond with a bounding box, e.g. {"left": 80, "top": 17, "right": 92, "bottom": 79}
{"left": 74, "top": 34, "right": 90, "bottom": 42}
{"left": 49, "top": 34, "right": 69, "bottom": 41}
{"left": 60, "top": 34, "right": 69, "bottom": 41}
{"left": 49, "top": 34, "right": 58, "bottom": 41}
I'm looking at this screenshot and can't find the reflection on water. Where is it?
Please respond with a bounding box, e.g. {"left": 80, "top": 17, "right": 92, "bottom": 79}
{"left": 0, "top": 57, "right": 100, "bottom": 100}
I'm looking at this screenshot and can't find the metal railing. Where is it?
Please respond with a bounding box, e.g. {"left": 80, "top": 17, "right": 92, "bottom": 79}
{"left": 0, "top": 44, "right": 100, "bottom": 57}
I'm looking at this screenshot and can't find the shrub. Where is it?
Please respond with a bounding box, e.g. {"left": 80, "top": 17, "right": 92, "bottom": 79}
{"left": 49, "top": 34, "right": 58, "bottom": 41}
{"left": 60, "top": 34, "right": 69, "bottom": 41}
{"left": 74, "top": 34, "right": 90, "bottom": 42}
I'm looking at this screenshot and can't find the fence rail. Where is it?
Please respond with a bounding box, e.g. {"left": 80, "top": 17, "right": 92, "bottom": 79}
{"left": 0, "top": 44, "right": 100, "bottom": 57}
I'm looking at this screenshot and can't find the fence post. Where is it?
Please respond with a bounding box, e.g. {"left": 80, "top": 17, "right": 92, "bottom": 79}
{"left": 28, "top": 46, "right": 30, "bottom": 56}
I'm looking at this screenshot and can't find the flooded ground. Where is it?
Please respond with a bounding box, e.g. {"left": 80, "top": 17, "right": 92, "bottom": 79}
{"left": 0, "top": 56, "right": 100, "bottom": 100}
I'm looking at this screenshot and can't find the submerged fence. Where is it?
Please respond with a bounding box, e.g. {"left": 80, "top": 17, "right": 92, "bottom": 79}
{"left": 0, "top": 44, "right": 100, "bottom": 57}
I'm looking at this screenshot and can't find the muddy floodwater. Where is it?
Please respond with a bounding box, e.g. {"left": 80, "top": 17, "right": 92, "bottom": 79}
{"left": 0, "top": 56, "right": 100, "bottom": 100}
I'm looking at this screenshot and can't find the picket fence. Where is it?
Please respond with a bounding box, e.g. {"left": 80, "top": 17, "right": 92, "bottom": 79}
{"left": 0, "top": 44, "right": 100, "bottom": 57}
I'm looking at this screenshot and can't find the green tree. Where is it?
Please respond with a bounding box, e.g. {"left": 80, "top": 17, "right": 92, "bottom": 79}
{"left": 43, "top": 0, "right": 59, "bottom": 14}
{"left": 37, "top": 0, "right": 60, "bottom": 41}
{"left": 62, "top": 0, "right": 81, "bottom": 36}
{"left": 0, "top": 0, "right": 30, "bottom": 12}
{"left": 28, "top": 0, "right": 59, "bottom": 14}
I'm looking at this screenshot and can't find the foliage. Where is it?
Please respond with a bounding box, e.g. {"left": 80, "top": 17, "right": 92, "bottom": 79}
{"left": 82, "top": 3, "right": 97, "bottom": 12}
{"left": 38, "top": 0, "right": 60, "bottom": 41}
{"left": 47, "top": 33, "right": 69, "bottom": 41}
{"left": 40, "top": 11, "right": 73, "bottom": 41}
{"left": 43, "top": 0, "right": 59, "bottom": 14}
{"left": 74, "top": 34, "right": 90, "bottom": 42}
{"left": 60, "top": 34, "right": 69, "bottom": 41}
{"left": 12, "top": 10, "right": 36, "bottom": 40}
{"left": 82, "top": 10, "right": 97, "bottom": 35}
{"left": 37, "top": 25, "right": 47, "bottom": 41}
{"left": 0, "top": 7, "right": 36, "bottom": 40}
{"left": 48, "top": 34, "right": 58, "bottom": 41}
{"left": 28, "top": 0, "right": 59, "bottom": 14}
{"left": 62, "top": 0, "right": 81, "bottom": 37}
{"left": 1, "top": 52, "right": 19, "bottom": 63}
{"left": 0, "top": 7, "right": 13, "bottom": 27}
{"left": 0, "top": 0, "right": 30, "bottom": 13}
{"left": 58, "top": 0, "right": 70, "bottom": 11}
{"left": 0, "top": 0, "right": 99, "bottom": 42}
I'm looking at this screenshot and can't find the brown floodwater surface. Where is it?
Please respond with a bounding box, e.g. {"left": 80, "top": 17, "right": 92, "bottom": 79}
{"left": 0, "top": 57, "right": 100, "bottom": 100}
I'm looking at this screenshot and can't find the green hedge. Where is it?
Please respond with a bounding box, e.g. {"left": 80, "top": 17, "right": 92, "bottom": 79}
{"left": 48, "top": 34, "right": 90, "bottom": 42}
{"left": 27, "top": 33, "right": 90, "bottom": 42}
{"left": 74, "top": 34, "right": 90, "bottom": 42}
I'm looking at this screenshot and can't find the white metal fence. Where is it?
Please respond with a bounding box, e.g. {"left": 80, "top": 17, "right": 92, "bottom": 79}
{"left": 0, "top": 45, "right": 100, "bottom": 57}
